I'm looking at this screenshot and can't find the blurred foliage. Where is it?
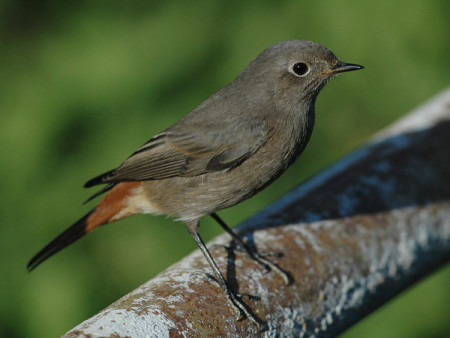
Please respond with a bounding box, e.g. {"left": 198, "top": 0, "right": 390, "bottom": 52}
{"left": 0, "top": 0, "right": 449, "bottom": 336}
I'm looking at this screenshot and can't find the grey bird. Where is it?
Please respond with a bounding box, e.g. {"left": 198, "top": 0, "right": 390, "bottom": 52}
{"left": 27, "top": 40, "right": 363, "bottom": 324}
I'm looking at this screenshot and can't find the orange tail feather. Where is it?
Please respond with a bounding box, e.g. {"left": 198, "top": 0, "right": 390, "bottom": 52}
{"left": 27, "top": 182, "right": 141, "bottom": 271}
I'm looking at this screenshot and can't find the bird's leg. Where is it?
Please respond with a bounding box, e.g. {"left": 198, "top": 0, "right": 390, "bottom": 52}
{"left": 210, "top": 213, "right": 291, "bottom": 285}
{"left": 185, "top": 220, "right": 261, "bottom": 326}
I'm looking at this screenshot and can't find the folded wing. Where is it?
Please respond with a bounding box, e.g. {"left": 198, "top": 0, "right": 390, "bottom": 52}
{"left": 84, "top": 118, "right": 268, "bottom": 188}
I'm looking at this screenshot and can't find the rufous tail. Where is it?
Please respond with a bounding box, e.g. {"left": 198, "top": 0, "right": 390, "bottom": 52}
{"left": 27, "top": 182, "right": 140, "bottom": 271}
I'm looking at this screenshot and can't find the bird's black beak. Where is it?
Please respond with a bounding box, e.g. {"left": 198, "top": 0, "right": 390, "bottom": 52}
{"left": 332, "top": 61, "right": 364, "bottom": 74}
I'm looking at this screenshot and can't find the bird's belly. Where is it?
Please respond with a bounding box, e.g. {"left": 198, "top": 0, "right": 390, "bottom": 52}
{"left": 140, "top": 147, "right": 295, "bottom": 221}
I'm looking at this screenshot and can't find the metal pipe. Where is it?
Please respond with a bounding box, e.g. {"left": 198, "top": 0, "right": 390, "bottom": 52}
{"left": 65, "top": 88, "right": 450, "bottom": 337}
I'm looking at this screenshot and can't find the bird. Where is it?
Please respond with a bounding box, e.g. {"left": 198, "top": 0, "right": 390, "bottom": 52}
{"left": 27, "top": 40, "right": 363, "bottom": 324}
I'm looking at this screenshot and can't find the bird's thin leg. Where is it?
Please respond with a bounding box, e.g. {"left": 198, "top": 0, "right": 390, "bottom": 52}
{"left": 186, "top": 220, "right": 261, "bottom": 326}
{"left": 211, "top": 213, "right": 291, "bottom": 285}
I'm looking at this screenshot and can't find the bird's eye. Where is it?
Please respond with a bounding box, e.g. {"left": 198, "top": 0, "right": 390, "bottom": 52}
{"left": 291, "top": 62, "right": 310, "bottom": 77}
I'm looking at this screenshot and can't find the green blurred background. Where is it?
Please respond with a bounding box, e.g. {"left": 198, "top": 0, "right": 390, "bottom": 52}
{"left": 1, "top": 0, "right": 449, "bottom": 336}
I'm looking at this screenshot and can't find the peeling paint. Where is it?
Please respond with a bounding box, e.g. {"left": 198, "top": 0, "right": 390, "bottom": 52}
{"left": 67, "top": 307, "right": 177, "bottom": 337}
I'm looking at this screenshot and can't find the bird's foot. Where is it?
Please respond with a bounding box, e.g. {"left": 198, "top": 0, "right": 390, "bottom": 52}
{"left": 222, "top": 282, "right": 263, "bottom": 327}
{"left": 212, "top": 242, "right": 292, "bottom": 285}
{"left": 240, "top": 247, "right": 292, "bottom": 286}
{"left": 201, "top": 272, "right": 263, "bottom": 327}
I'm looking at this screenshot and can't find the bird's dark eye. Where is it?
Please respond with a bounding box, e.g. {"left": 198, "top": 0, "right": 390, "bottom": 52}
{"left": 292, "top": 62, "right": 309, "bottom": 77}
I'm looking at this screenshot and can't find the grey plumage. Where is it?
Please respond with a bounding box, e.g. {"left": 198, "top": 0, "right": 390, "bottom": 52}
{"left": 30, "top": 40, "right": 363, "bottom": 325}
{"left": 85, "top": 40, "right": 355, "bottom": 221}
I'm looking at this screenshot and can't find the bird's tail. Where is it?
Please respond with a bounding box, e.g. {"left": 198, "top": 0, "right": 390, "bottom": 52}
{"left": 27, "top": 181, "right": 141, "bottom": 271}
{"left": 27, "top": 210, "right": 95, "bottom": 271}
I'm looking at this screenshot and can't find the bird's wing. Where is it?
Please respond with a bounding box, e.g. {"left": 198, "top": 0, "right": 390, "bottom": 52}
{"left": 84, "top": 118, "right": 268, "bottom": 187}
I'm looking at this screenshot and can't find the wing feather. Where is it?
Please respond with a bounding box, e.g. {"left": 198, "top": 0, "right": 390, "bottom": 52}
{"left": 84, "top": 118, "right": 268, "bottom": 187}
